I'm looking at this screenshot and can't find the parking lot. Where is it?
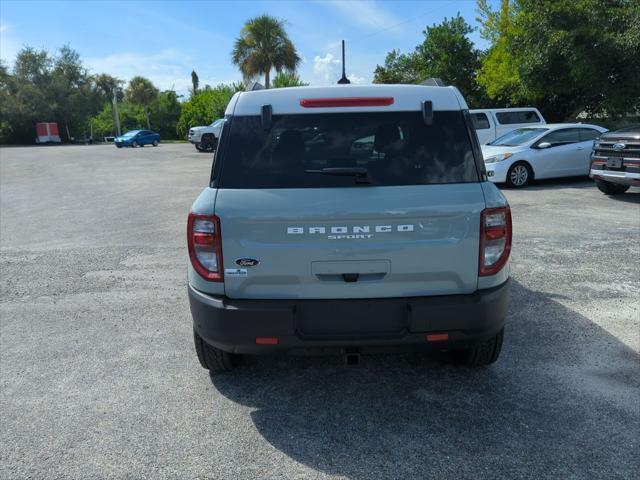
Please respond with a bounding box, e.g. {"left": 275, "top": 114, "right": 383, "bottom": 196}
{"left": 1, "top": 143, "right": 638, "bottom": 479}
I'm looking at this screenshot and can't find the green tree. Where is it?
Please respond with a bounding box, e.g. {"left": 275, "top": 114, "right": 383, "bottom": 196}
{"left": 231, "top": 15, "right": 300, "bottom": 88}
{"left": 94, "top": 73, "right": 123, "bottom": 104}
{"left": 373, "top": 50, "right": 422, "bottom": 84}
{"left": 176, "top": 84, "right": 242, "bottom": 138}
{"left": 50, "top": 45, "right": 97, "bottom": 140}
{"left": 477, "top": 0, "right": 640, "bottom": 121}
{"left": 374, "top": 15, "right": 487, "bottom": 106}
{"left": 149, "top": 90, "right": 182, "bottom": 139}
{"left": 272, "top": 71, "right": 308, "bottom": 88}
{"left": 125, "top": 76, "right": 159, "bottom": 129}
{"left": 91, "top": 101, "right": 148, "bottom": 138}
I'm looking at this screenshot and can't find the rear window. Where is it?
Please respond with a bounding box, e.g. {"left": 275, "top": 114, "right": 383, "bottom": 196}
{"left": 495, "top": 110, "right": 541, "bottom": 125}
{"left": 471, "top": 113, "right": 490, "bottom": 130}
{"left": 217, "top": 111, "right": 479, "bottom": 188}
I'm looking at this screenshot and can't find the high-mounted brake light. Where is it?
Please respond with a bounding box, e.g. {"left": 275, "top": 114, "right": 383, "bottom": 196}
{"left": 479, "top": 206, "right": 512, "bottom": 276}
{"left": 188, "top": 213, "right": 223, "bottom": 281}
{"left": 299, "top": 97, "right": 394, "bottom": 108}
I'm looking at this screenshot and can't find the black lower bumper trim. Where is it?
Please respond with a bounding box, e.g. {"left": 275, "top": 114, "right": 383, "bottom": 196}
{"left": 189, "top": 280, "right": 509, "bottom": 354}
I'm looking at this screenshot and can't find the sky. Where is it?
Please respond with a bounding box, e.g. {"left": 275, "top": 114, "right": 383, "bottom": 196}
{"left": 0, "top": 0, "right": 498, "bottom": 97}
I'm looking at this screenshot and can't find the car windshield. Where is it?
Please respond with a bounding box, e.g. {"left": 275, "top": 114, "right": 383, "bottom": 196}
{"left": 209, "top": 120, "right": 223, "bottom": 128}
{"left": 217, "top": 111, "right": 479, "bottom": 188}
{"left": 489, "top": 128, "right": 548, "bottom": 146}
{"left": 122, "top": 131, "right": 139, "bottom": 137}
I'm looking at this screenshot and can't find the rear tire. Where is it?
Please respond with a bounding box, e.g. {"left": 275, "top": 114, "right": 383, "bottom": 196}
{"left": 506, "top": 162, "right": 531, "bottom": 188}
{"left": 193, "top": 329, "right": 239, "bottom": 372}
{"left": 595, "top": 178, "right": 629, "bottom": 195}
{"left": 452, "top": 327, "right": 504, "bottom": 367}
{"left": 200, "top": 133, "right": 217, "bottom": 152}
{"left": 152, "top": 140, "right": 158, "bottom": 147}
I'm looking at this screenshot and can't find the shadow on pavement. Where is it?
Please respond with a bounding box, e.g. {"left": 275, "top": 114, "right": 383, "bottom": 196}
{"left": 601, "top": 191, "right": 640, "bottom": 204}
{"left": 208, "top": 280, "right": 639, "bottom": 479}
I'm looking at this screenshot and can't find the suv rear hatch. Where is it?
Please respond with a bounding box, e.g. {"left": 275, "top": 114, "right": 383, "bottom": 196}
{"left": 214, "top": 107, "right": 485, "bottom": 300}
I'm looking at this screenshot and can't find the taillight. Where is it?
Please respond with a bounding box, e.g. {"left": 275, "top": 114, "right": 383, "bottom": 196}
{"left": 299, "top": 97, "right": 394, "bottom": 108}
{"left": 188, "top": 213, "right": 223, "bottom": 281}
{"left": 479, "top": 206, "right": 512, "bottom": 276}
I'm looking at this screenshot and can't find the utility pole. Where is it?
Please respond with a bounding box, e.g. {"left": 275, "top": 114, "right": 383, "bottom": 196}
{"left": 112, "top": 91, "right": 121, "bottom": 137}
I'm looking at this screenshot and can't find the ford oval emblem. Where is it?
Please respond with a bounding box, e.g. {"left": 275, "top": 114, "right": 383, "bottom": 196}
{"left": 612, "top": 142, "right": 626, "bottom": 151}
{"left": 235, "top": 258, "right": 259, "bottom": 267}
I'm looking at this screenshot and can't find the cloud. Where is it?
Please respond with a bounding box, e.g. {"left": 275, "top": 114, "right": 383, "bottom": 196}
{"left": 322, "top": 0, "right": 403, "bottom": 34}
{"left": 84, "top": 49, "right": 226, "bottom": 95}
{"left": 313, "top": 52, "right": 341, "bottom": 83}
{"left": 347, "top": 74, "right": 365, "bottom": 85}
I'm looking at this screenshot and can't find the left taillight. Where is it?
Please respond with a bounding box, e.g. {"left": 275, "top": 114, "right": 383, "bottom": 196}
{"left": 479, "top": 206, "right": 512, "bottom": 276}
{"left": 188, "top": 213, "right": 223, "bottom": 281}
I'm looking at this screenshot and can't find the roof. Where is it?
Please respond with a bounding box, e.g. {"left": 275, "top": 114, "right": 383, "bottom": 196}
{"left": 538, "top": 123, "right": 606, "bottom": 130}
{"left": 469, "top": 107, "right": 541, "bottom": 113}
{"left": 227, "top": 84, "right": 467, "bottom": 116}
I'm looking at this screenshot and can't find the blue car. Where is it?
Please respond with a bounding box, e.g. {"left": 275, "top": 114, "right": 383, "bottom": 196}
{"left": 114, "top": 130, "right": 160, "bottom": 148}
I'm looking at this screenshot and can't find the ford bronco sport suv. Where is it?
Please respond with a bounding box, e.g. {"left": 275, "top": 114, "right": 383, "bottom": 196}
{"left": 188, "top": 85, "right": 511, "bottom": 372}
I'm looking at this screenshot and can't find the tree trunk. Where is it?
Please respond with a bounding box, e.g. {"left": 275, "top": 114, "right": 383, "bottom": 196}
{"left": 145, "top": 108, "right": 151, "bottom": 130}
{"left": 265, "top": 69, "right": 270, "bottom": 89}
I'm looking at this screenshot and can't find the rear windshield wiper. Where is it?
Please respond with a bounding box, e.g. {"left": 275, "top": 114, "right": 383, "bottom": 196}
{"left": 304, "top": 167, "right": 371, "bottom": 184}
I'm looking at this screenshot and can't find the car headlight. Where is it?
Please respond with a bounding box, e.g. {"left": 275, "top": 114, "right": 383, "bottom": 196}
{"left": 484, "top": 152, "right": 513, "bottom": 164}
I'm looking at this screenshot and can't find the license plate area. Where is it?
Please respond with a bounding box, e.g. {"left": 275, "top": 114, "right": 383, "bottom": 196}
{"left": 295, "top": 300, "right": 408, "bottom": 338}
{"left": 606, "top": 157, "right": 623, "bottom": 168}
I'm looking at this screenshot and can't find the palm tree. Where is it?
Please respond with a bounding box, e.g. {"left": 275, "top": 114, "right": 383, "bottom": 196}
{"left": 125, "top": 76, "right": 159, "bottom": 129}
{"left": 231, "top": 15, "right": 300, "bottom": 89}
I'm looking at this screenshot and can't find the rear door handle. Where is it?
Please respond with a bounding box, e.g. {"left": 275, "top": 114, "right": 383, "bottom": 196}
{"left": 577, "top": 146, "right": 584, "bottom": 150}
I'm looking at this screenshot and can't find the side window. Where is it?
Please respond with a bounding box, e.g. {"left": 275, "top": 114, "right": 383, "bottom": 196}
{"left": 539, "top": 128, "right": 581, "bottom": 147}
{"left": 578, "top": 128, "right": 601, "bottom": 142}
{"left": 495, "top": 111, "right": 541, "bottom": 125}
{"left": 471, "top": 113, "right": 490, "bottom": 130}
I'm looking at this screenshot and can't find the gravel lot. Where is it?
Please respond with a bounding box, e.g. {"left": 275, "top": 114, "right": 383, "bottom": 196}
{"left": 1, "top": 144, "right": 639, "bottom": 479}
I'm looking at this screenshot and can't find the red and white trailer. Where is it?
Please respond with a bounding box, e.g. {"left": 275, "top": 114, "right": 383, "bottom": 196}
{"left": 35, "top": 123, "right": 62, "bottom": 143}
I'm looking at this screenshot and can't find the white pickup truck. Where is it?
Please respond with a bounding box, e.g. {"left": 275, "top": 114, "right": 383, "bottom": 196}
{"left": 470, "top": 108, "right": 546, "bottom": 145}
{"left": 188, "top": 119, "right": 225, "bottom": 152}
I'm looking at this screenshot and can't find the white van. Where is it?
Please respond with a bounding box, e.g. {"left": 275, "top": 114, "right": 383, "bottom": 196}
{"left": 470, "top": 108, "right": 546, "bottom": 144}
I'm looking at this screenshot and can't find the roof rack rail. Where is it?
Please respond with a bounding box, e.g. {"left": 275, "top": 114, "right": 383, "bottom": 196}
{"left": 247, "top": 82, "right": 265, "bottom": 91}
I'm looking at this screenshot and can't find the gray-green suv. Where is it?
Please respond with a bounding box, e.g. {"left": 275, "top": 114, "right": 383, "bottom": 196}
{"left": 187, "top": 85, "right": 512, "bottom": 372}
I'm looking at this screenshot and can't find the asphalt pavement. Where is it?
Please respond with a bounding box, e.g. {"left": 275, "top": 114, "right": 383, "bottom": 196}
{"left": 1, "top": 144, "right": 638, "bottom": 479}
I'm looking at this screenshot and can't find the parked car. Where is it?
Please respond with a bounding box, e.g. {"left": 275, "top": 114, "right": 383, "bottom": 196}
{"left": 114, "top": 130, "right": 160, "bottom": 148}
{"left": 188, "top": 84, "right": 512, "bottom": 373}
{"left": 470, "top": 108, "right": 546, "bottom": 145}
{"left": 589, "top": 125, "right": 640, "bottom": 195}
{"left": 481, "top": 123, "right": 606, "bottom": 187}
{"left": 188, "top": 119, "right": 225, "bottom": 152}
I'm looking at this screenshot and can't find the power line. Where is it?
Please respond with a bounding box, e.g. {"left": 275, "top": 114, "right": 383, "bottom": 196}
{"left": 348, "top": 0, "right": 456, "bottom": 45}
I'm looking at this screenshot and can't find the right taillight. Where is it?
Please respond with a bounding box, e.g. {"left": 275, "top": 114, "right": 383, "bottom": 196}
{"left": 479, "top": 206, "right": 512, "bottom": 276}
{"left": 188, "top": 213, "right": 223, "bottom": 281}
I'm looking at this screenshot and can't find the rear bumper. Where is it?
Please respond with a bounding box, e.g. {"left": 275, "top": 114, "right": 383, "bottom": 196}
{"left": 189, "top": 280, "right": 510, "bottom": 354}
{"left": 590, "top": 169, "right": 640, "bottom": 186}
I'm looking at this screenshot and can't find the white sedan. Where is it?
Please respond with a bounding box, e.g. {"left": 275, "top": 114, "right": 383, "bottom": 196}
{"left": 482, "top": 123, "right": 607, "bottom": 187}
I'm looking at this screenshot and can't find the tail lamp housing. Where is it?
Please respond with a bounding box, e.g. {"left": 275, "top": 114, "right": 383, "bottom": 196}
{"left": 479, "top": 206, "right": 512, "bottom": 276}
{"left": 188, "top": 213, "right": 223, "bottom": 281}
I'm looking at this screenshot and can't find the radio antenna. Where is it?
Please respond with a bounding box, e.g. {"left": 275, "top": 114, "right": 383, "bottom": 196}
{"left": 337, "top": 40, "right": 351, "bottom": 84}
